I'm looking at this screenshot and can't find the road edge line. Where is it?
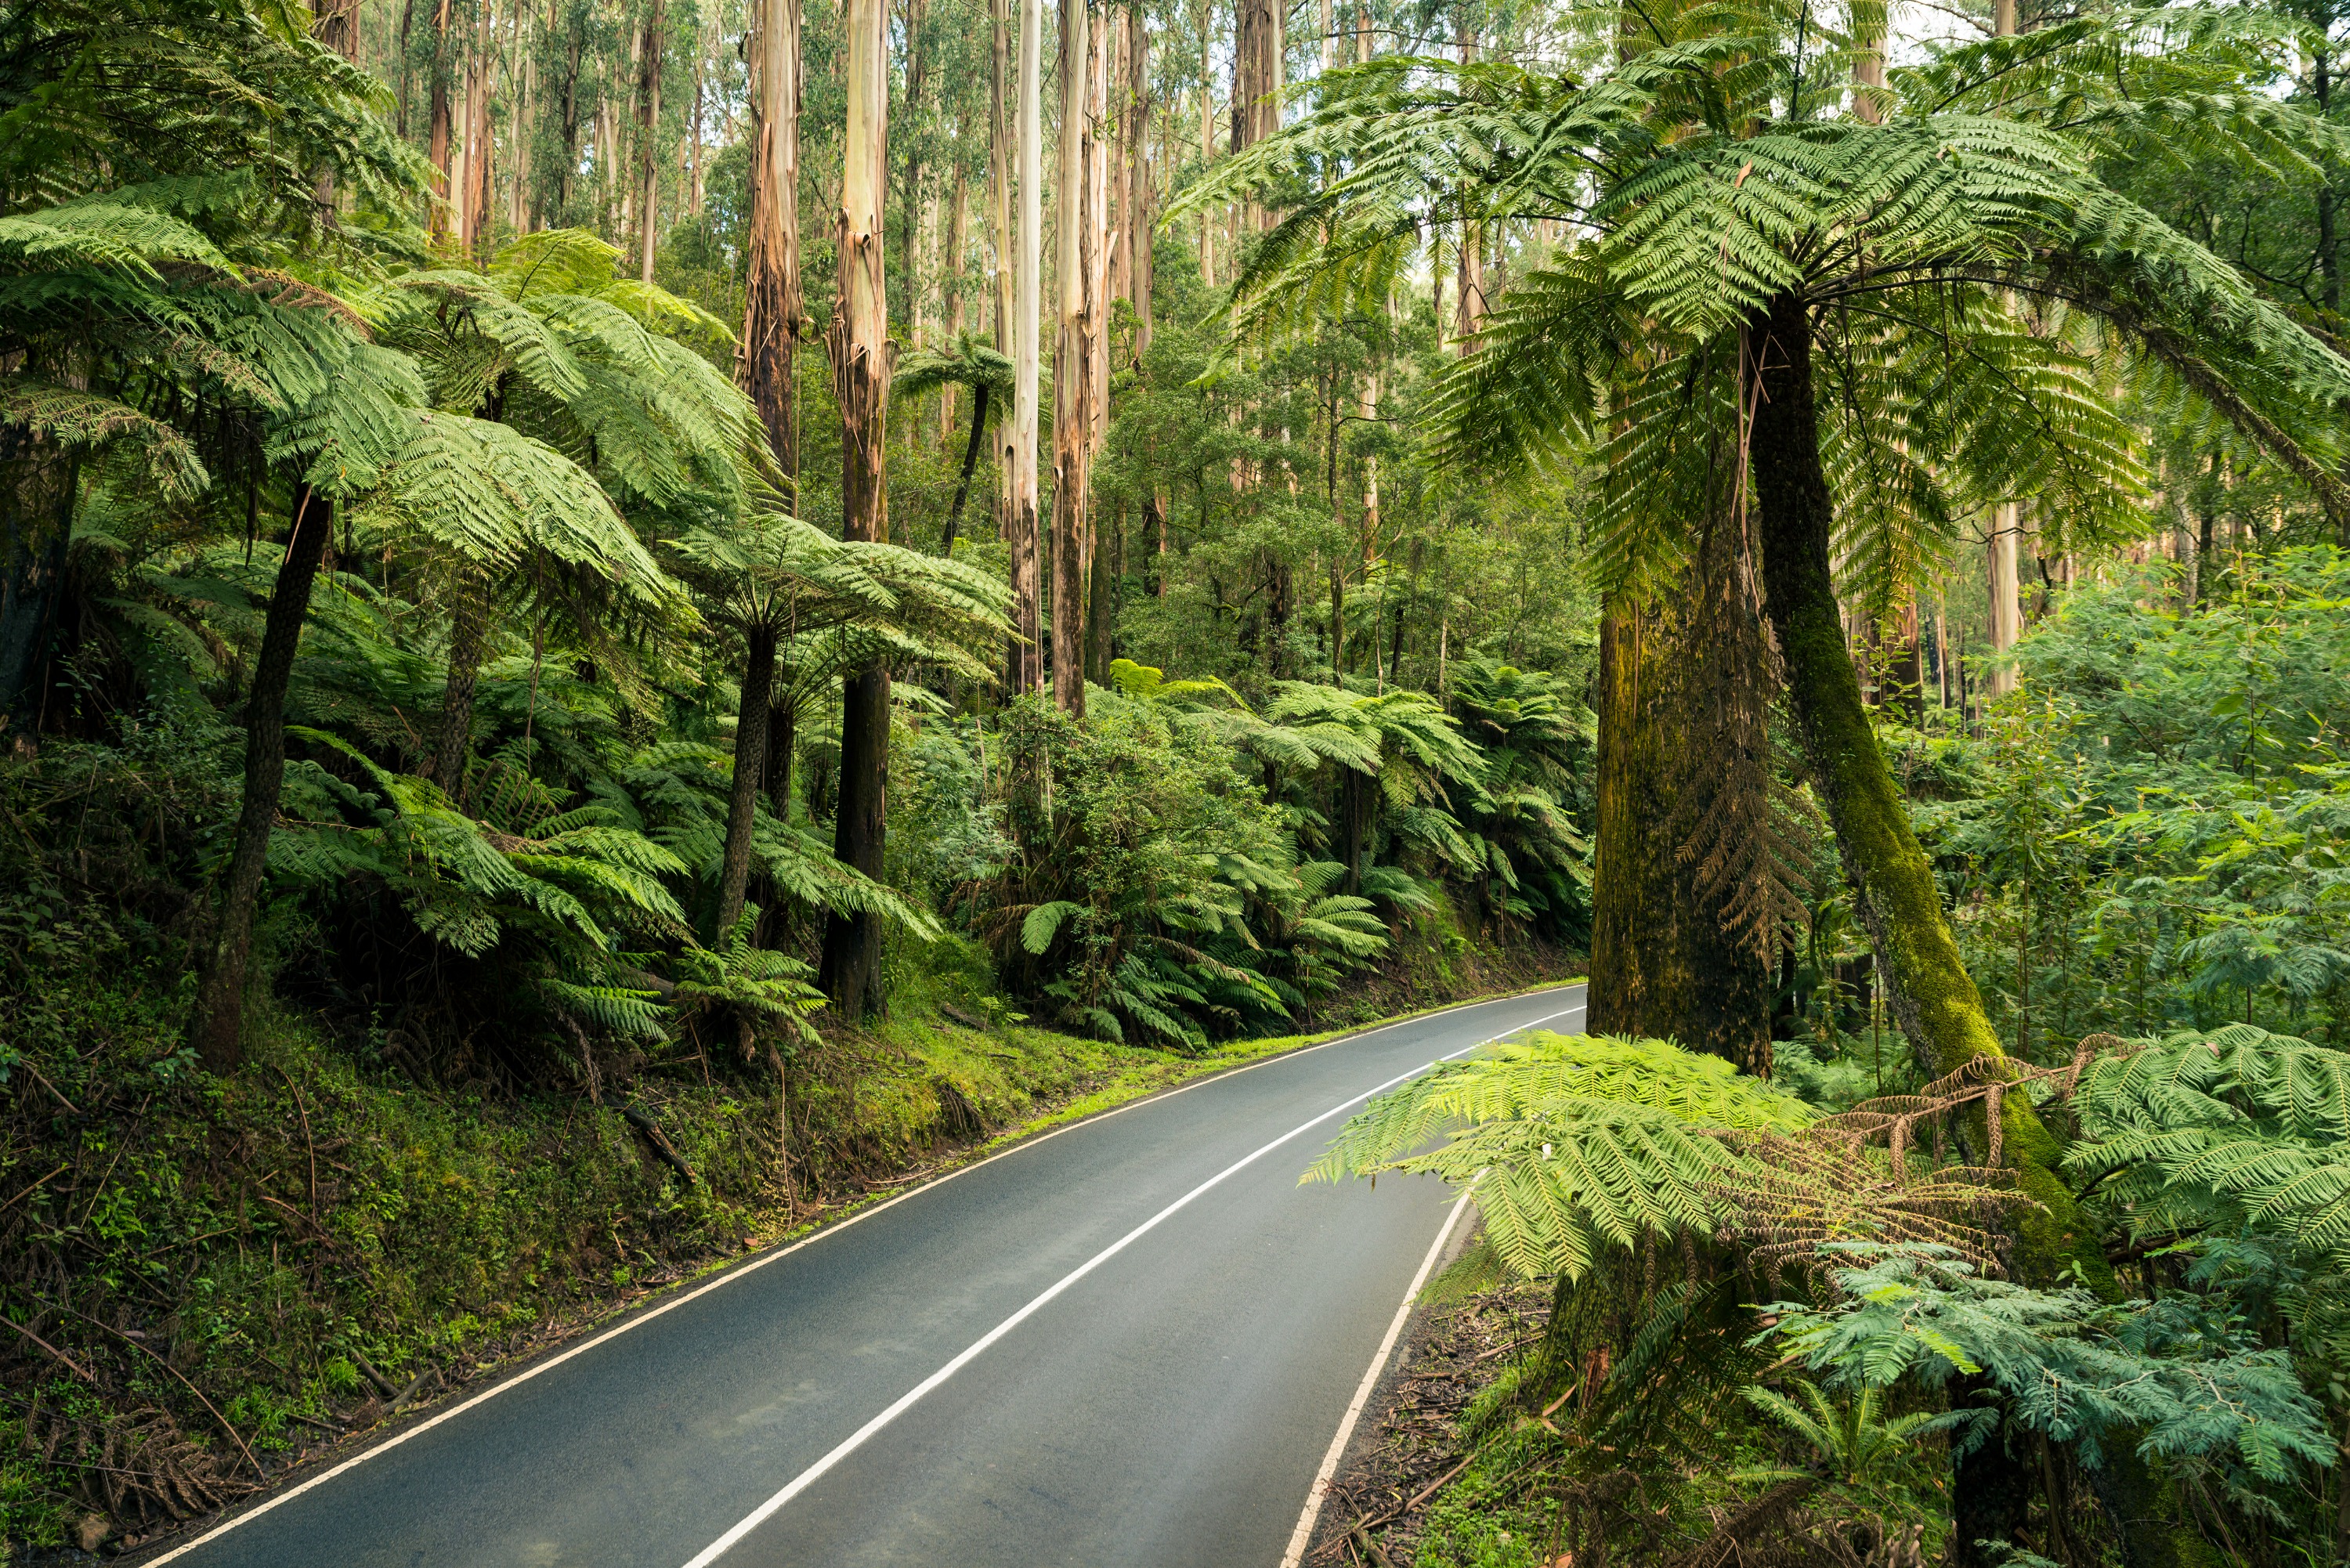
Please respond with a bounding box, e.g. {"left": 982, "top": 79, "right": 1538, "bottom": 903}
{"left": 1278, "top": 1182, "right": 1479, "bottom": 1568}
{"left": 138, "top": 985, "right": 1583, "bottom": 1567}
{"left": 677, "top": 1003, "right": 1581, "bottom": 1568}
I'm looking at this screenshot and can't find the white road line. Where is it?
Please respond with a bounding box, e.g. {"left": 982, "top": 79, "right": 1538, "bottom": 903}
{"left": 1280, "top": 1183, "right": 1481, "bottom": 1568}
{"left": 1278, "top": 993, "right": 1584, "bottom": 1567}
{"left": 143, "top": 985, "right": 1582, "bottom": 1568}
{"left": 677, "top": 999, "right": 1586, "bottom": 1568}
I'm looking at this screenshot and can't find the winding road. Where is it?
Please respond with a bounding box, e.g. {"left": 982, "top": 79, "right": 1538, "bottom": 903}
{"left": 146, "top": 985, "right": 1585, "bottom": 1568}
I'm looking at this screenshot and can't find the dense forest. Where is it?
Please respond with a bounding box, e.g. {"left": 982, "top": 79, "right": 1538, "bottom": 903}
{"left": 4, "top": 0, "right": 2350, "bottom": 1559}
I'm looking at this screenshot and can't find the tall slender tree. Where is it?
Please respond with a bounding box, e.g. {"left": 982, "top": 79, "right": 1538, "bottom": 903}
{"left": 1008, "top": 0, "right": 1046, "bottom": 695}
{"left": 1985, "top": 0, "right": 2023, "bottom": 696}
{"left": 1050, "top": 0, "right": 1094, "bottom": 713}
{"left": 428, "top": 0, "right": 455, "bottom": 245}
{"left": 637, "top": 0, "right": 665, "bottom": 281}
{"left": 818, "top": 0, "right": 894, "bottom": 1013}
{"left": 742, "top": 0, "right": 805, "bottom": 489}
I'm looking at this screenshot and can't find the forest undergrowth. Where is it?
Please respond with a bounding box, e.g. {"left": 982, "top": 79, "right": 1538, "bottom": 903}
{"left": 0, "top": 800, "right": 1573, "bottom": 1557}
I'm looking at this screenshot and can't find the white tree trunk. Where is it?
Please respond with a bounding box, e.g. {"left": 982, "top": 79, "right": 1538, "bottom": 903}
{"left": 740, "top": 0, "right": 804, "bottom": 488}
{"left": 1008, "top": 0, "right": 1046, "bottom": 695}
{"left": 1050, "top": 0, "right": 1093, "bottom": 714}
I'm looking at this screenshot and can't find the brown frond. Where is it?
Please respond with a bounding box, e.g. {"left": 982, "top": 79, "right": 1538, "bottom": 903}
{"left": 1666, "top": 492, "right": 1813, "bottom": 963}
{"left": 1718, "top": 1131, "right": 2025, "bottom": 1282}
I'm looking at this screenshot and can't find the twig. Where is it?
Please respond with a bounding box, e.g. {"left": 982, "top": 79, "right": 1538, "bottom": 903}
{"left": 2, "top": 1314, "right": 96, "bottom": 1382}
{"left": 1354, "top": 1451, "right": 1478, "bottom": 1534}
{"left": 16, "top": 1060, "right": 77, "bottom": 1115}
{"left": 349, "top": 1350, "right": 401, "bottom": 1400}
{"left": 1401, "top": 1454, "right": 1474, "bottom": 1514}
{"left": 0, "top": 1162, "right": 69, "bottom": 1214}
{"left": 31, "top": 1296, "right": 260, "bottom": 1477}
{"left": 273, "top": 1064, "right": 319, "bottom": 1223}
{"left": 1350, "top": 1525, "right": 1396, "bottom": 1568}
{"left": 1471, "top": 1334, "right": 1539, "bottom": 1363}
{"left": 255, "top": 1192, "right": 349, "bottom": 1253}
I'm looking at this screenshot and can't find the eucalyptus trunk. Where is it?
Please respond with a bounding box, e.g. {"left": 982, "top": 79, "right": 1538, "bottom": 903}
{"left": 636, "top": 0, "right": 665, "bottom": 283}
{"left": 1006, "top": 0, "right": 1045, "bottom": 695}
{"left": 819, "top": 0, "right": 892, "bottom": 1016}
{"left": 715, "top": 626, "right": 778, "bottom": 941}
{"left": 428, "top": 0, "right": 454, "bottom": 247}
{"left": 742, "top": 0, "right": 805, "bottom": 488}
{"left": 988, "top": 0, "right": 1015, "bottom": 534}
{"left": 194, "top": 486, "right": 334, "bottom": 1072}
{"left": 1049, "top": 0, "right": 1093, "bottom": 715}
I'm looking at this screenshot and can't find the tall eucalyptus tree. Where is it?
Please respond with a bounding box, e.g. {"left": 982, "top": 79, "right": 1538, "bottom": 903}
{"left": 819, "top": 0, "right": 895, "bottom": 1013}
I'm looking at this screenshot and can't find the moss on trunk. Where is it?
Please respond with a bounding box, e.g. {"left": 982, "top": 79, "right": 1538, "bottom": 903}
{"left": 1589, "top": 586, "right": 1773, "bottom": 1072}
{"left": 1745, "top": 291, "right": 2107, "bottom": 1293}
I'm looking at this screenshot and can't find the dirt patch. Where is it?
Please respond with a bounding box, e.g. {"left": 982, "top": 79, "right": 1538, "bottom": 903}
{"left": 1304, "top": 1230, "right": 1554, "bottom": 1567}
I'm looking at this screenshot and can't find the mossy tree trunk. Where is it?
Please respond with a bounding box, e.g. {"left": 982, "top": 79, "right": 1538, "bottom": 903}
{"left": 429, "top": 573, "right": 490, "bottom": 800}
{"left": 194, "top": 485, "right": 334, "bottom": 1073}
{"left": 1746, "top": 288, "right": 2171, "bottom": 1568}
{"left": 1588, "top": 586, "right": 1773, "bottom": 1073}
{"left": 1336, "top": 762, "right": 1377, "bottom": 894}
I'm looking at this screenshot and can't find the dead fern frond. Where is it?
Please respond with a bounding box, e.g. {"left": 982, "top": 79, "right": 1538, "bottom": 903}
{"left": 1666, "top": 496, "right": 1813, "bottom": 963}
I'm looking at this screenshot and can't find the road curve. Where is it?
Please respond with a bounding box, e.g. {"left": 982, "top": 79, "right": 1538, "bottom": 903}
{"left": 147, "top": 985, "right": 1586, "bottom": 1568}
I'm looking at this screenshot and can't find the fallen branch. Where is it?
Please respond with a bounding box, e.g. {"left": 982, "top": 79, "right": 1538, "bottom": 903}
{"left": 620, "top": 1103, "right": 698, "bottom": 1187}
{"left": 0, "top": 1162, "right": 69, "bottom": 1215}
{"left": 1350, "top": 1524, "right": 1396, "bottom": 1568}
{"left": 2, "top": 1313, "right": 96, "bottom": 1382}
{"left": 349, "top": 1350, "right": 401, "bottom": 1400}
{"left": 1471, "top": 1334, "right": 1539, "bottom": 1363}
{"left": 1355, "top": 1451, "right": 1477, "bottom": 1534}
{"left": 386, "top": 1367, "right": 440, "bottom": 1416}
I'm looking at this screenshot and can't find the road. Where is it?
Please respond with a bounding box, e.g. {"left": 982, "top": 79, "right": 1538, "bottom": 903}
{"left": 148, "top": 985, "right": 1585, "bottom": 1568}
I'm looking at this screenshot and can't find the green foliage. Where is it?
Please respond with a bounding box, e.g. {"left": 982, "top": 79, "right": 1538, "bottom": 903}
{"left": 1762, "top": 1245, "right": 2333, "bottom": 1483}
{"left": 1914, "top": 549, "right": 2350, "bottom": 1053}
{"left": 1311, "top": 1032, "right": 1814, "bottom": 1280}
{"left": 1741, "top": 1379, "right": 1957, "bottom": 1494}
{"left": 2068, "top": 1023, "right": 2350, "bottom": 1261}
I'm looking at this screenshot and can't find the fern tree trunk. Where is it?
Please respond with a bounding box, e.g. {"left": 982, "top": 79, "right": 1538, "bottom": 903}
{"left": 1336, "top": 763, "right": 1376, "bottom": 894}
{"left": 1587, "top": 585, "right": 1772, "bottom": 1072}
{"left": 194, "top": 486, "right": 333, "bottom": 1072}
{"left": 819, "top": 0, "right": 891, "bottom": 1016}
{"left": 0, "top": 439, "right": 76, "bottom": 742}
{"left": 1746, "top": 290, "right": 2186, "bottom": 1568}
{"left": 942, "top": 382, "right": 989, "bottom": 555}
{"left": 716, "top": 625, "right": 777, "bottom": 941}
{"left": 1748, "top": 291, "right": 2104, "bottom": 1278}
{"left": 430, "top": 575, "right": 489, "bottom": 800}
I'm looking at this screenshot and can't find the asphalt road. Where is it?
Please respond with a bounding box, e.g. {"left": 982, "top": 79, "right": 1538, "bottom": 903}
{"left": 150, "top": 985, "right": 1586, "bottom": 1568}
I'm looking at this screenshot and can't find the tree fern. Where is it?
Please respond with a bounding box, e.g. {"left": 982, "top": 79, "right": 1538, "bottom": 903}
{"left": 2069, "top": 1024, "right": 2350, "bottom": 1262}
